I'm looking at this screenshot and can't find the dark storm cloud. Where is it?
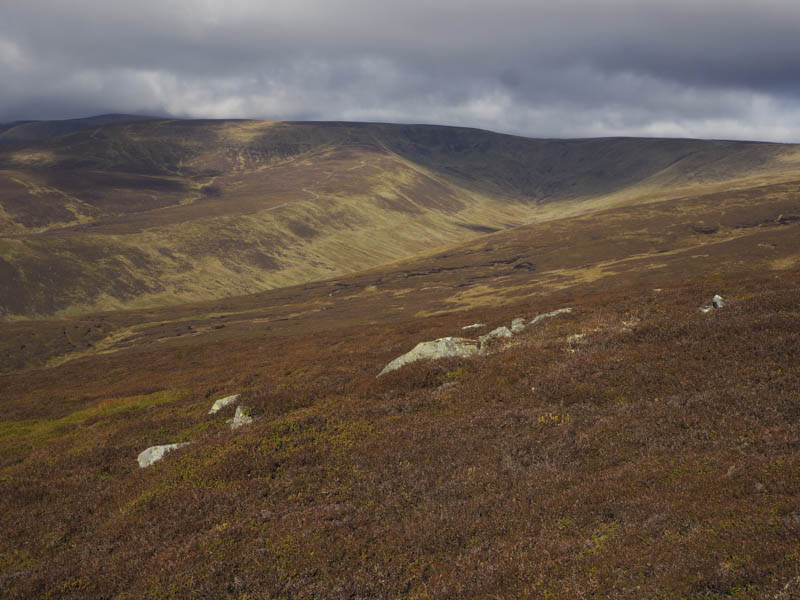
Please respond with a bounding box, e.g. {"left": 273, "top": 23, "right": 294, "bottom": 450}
{"left": 2, "top": 0, "right": 800, "bottom": 140}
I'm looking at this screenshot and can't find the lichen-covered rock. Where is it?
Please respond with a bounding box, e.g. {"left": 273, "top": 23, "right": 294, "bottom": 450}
{"left": 209, "top": 393, "right": 240, "bottom": 414}
{"left": 529, "top": 307, "right": 572, "bottom": 326}
{"left": 479, "top": 326, "right": 513, "bottom": 346}
{"left": 137, "top": 442, "right": 191, "bottom": 468}
{"left": 510, "top": 318, "right": 527, "bottom": 333}
{"left": 379, "top": 337, "right": 480, "bottom": 376}
{"left": 228, "top": 406, "right": 254, "bottom": 429}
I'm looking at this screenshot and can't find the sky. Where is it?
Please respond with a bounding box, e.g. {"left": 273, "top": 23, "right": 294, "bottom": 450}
{"left": 2, "top": 0, "right": 800, "bottom": 141}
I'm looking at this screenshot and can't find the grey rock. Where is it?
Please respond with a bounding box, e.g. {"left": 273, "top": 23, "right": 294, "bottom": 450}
{"left": 479, "top": 326, "right": 513, "bottom": 346}
{"left": 137, "top": 442, "right": 191, "bottom": 468}
{"left": 461, "top": 323, "right": 485, "bottom": 331}
{"left": 209, "top": 393, "right": 240, "bottom": 414}
{"left": 228, "top": 406, "right": 254, "bottom": 429}
{"left": 379, "top": 337, "right": 480, "bottom": 376}
{"left": 529, "top": 307, "right": 573, "bottom": 326}
{"left": 510, "top": 318, "right": 527, "bottom": 333}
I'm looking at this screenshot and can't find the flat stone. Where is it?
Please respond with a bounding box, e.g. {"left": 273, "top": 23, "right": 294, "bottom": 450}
{"left": 461, "top": 323, "right": 485, "bottom": 331}
{"left": 209, "top": 393, "right": 240, "bottom": 414}
{"left": 137, "top": 442, "right": 191, "bottom": 468}
{"left": 379, "top": 337, "right": 480, "bottom": 376}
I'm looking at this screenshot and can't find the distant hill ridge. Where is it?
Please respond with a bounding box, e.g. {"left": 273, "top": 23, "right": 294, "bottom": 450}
{"left": 0, "top": 114, "right": 159, "bottom": 144}
{"left": 1, "top": 117, "right": 800, "bottom": 318}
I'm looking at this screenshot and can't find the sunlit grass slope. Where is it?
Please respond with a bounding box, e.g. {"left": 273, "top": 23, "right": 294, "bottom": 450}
{"left": 3, "top": 118, "right": 800, "bottom": 318}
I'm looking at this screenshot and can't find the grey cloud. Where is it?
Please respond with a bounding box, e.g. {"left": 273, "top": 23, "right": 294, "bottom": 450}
{"left": 2, "top": 1, "right": 800, "bottom": 141}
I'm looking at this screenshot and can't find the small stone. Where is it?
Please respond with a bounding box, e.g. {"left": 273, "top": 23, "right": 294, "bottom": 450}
{"left": 461, "top": 323, "right": 485, "bottom": 331}
{"left": 228, "top": 406, "right": 254, "bottom": 430}
{"left": 209, "top": 393, "right": 240, "bottom": 414}
{"left": 529, "top": 307, "right": 572, "bottom": 326}
{"left": 137, "top": 442, "right": 191, "bottom": 468}
{"left": 510, "top": 318, "right": 526, "bottom": 333}
{"left": 712, "top": 294, "right": 725, "bottom": 309}
{"left": 479, "top": 326, "right": 513, "bottom": 346}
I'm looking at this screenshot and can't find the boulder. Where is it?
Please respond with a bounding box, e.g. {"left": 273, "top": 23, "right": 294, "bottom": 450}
{"left": 209, "top": 393, "right": 240, "bottom": 414}
{"left": 137, "top": 442, "right": 191, "bottom": 468}
{"left": 529, "top": 307, "right": 572, "bottom": 326}
{"left": 228, "top": 406, "right": 254, "bottom": 430}
{"left": 479, "top": 326, "right": 513, "bottom": 346}
{"left": 510, "top": 318, "right": 527, "bottom": 333}
{"left": 379, "top": 337, "right": 480, "bottom": 376}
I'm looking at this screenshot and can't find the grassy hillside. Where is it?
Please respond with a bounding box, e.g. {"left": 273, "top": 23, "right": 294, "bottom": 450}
{"left": 3, "top": 119, "right": 800, "bottom": 318}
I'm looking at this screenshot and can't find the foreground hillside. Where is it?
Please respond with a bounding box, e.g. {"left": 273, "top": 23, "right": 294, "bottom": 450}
{"left": 1, "top": 157, "right": 799, "bottom": 596}
{"left": 2, "top": 118, "right": 800, "bottom": 318}
{"left": 1, "top": 269, "right": 798, "bottom": 599}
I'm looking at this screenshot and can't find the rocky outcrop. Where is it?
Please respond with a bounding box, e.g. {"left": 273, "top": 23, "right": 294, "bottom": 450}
{"left": 228, "top": 406, "right": 254, "bottom": 430}
{"left": 137, "top": 442, "right": 192, "bottom": 468}
{"left": 379, "top": 337, "right": 480, "bottom": 375}
{"left": 209, "top": 393, "right": 240, "bottom": 414}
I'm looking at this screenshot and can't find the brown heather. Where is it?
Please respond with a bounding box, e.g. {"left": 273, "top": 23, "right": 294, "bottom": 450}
{"left": 1, "top": 267, "right": 799, "bottom": 599}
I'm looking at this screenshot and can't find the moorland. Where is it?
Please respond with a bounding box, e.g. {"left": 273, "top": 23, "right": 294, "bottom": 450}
{"left": 0, "top": 117, "right": 799, "bottom": 599}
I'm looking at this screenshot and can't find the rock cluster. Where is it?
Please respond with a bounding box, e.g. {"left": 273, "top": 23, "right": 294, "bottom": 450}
{"left": 378, "top": 307, "right": 572, "bottom": 375}
{"left": 137, "top": 391, "right": 254, "bottom": 467}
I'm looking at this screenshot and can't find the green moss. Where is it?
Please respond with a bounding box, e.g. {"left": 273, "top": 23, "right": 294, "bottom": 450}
{"left": 0, "top": 389, "right": 186, "bottom": 446}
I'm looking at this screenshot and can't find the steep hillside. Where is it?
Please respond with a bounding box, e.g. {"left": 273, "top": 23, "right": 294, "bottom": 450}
{"left": 2, "top": 118, "right": 800, "bottom": 318}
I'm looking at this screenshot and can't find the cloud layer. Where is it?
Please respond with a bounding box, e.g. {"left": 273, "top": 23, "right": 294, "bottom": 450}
{"left": 3, "top": 0, "right": 800, "bottom": 141}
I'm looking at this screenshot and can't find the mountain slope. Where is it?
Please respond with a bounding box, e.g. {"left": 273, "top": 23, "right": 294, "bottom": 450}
{"left": 2, "top": 119, "right": 800, "bottom": 318}
{"left": 1, "top": 122, "right": 799, "bottom": 597}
